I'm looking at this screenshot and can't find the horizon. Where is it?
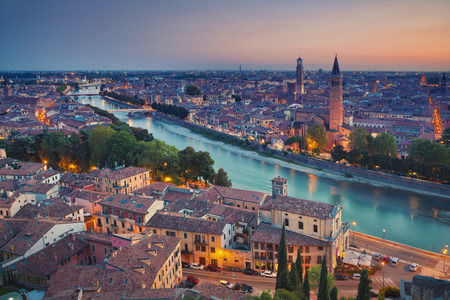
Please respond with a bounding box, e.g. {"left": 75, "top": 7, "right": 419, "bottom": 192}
{"left": 1, "top": 0, "right": 450, "bottom": 72}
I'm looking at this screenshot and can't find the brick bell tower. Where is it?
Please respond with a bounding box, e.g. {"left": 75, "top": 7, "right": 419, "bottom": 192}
{"left": 329, "top": 56, "right": 343, "bottom": 130}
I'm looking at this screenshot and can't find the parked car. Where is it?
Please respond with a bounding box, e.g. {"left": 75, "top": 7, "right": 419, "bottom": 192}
{"left": 374, "top": 253, "right": 382, "bottom": 261}
{"left": 182, "top": 261, "right": 190, "bottom": 268}
{"left": 226, "top": 266, "right": 242, "bottom": 272}
{"left": 186, "top": 276, "right": 199, "bottom": 285}
{"left": 179, "top": 280, "right": 196, "bottom": 288}
{"left": 351, "top": 273, "right": 361, "bottom": 280}
{"left": 334, "top": 274, "right": 348, "bottom": 281}
{"left": 235, "top": 283, "right": 253, "bottom": 293}
{"left": 391, "top": 257, "right": 400, "bottom": 267}
{"left": 381, "top": 256, "right": 391, "bottom": 264}
{"left": 409, "top": 263, "right": 419, "bottom": 272}
{"left": 219, "top": 280, "right": 234, "bottom": 289}
{"left": 206, "top": 264, "right": 221, "bottom": 272}
{"left": 349, "top": 244, "right": 360, "bottom": 249}
{"left": 243, "top": 268, "right": 259, "bottom": 276}
{"left": 190, "top": 263, "right": 204, "bottom": 270}
{"left": 260, "top": 270, "right": 277, "bottom": 278}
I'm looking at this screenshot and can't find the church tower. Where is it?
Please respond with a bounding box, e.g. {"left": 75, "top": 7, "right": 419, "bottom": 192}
{"left": 271, "top": 176, "right": 287, "bottom": 199}
{"left": 296, "top": 57, "right": 304, "bottom": 95}
{"left": 441, "top": 72, "right": 447, "bottom": 93}
{"left": 329, "top": 56, "right": 343, "bottom": 130}
{"left": 3, "top": 74, "right": 11, "bottom": 97}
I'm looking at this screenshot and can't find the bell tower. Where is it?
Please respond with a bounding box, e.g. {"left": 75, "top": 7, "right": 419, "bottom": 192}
{"left": 296, "top": 57, "right": 304, "bottom": 95}
{"left": 329, "top": 56, "right": 343, "bottom": 130}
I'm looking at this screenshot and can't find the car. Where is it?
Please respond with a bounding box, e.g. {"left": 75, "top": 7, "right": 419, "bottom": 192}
{"left": 374, "top": 253, "right": 382, "bottom": 261}
{"left": 235, "top": 283, "right": 253, "bottom": 293}
{"left": 334, "top": 274, "right": 348, "bottom": 281}
{"left": 179, "top": 280, "right": 196, "bottom": 288}
{"left": 190, "top": 263, "right": 204, "bottom": 270}
{"left": 260, "top": 270, "right": 277, "bottom": 278}
{"left": 243, "top": 268, "right": 259, "bottom": 276}
{"left": 182, "top": 261, "right": 190, "bottom": 268}
{"left": 219, "top": 280, "right": 234, "bottom": 289}
{"left": 351, "top": 273, "right": 361, "bottom": 280}
{"left": 206, "top": 264, "right": 221, "bottom": 272}
{"left": 349, "top": 244, "right": 360, "bottom": 249}
{"left": 186, "top": 275, "right": 199, "bottom": 285}
{"left": 381, "top": 256, "right": 391, "bottom": 264}
{"left": 391, "top": 257, "right": 400, "bottom": 267}
{"left": 409, "top": 263, "right": 419, "bottom": 272}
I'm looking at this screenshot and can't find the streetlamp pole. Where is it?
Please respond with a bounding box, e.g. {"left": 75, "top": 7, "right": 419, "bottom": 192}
{"left": 381, "top": 261, "right": 385, "bottom": 288}
{"left": 352, "top": 221, "right": 356, "bottom": 245}
{"left": 444, "top": 245, "right": 448, "bottom": 274}
{"left": 383, "top": 229, "right": 386, "bottom": 240}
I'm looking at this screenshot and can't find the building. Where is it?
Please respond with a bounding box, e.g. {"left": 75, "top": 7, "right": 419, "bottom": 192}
{"left": 200, "top": 186, "right": 269, "bottom": 212}
{"left": 329, "top": 56, "right": 344, "bottom": 131}
{"left": 441, "top": 72, "right": 447, "bottom": 93}
{"left": 88, "top": 167, "right": 151, "bottom": 194}
{"left": 96, "top": 194, "right": 163, "bottom": 234}
{"left": 2, "top": 74, "right": 12, "bottom": 97}
{"left": 400, "top": 275, "right": 450, "bottom": 300}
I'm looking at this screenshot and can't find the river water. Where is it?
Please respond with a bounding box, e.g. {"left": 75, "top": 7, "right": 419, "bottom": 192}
{"left": 77, "top": 95, "right": 450, "bottom": 254}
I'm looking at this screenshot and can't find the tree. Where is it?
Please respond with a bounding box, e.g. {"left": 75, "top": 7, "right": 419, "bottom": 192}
{"left": 437, "top": 127, "right": 450, "bottom": 146}
{"left": 355, "top": 269, "right": 372, "bottom": 300}
{"left": 232, "top": 94, "right": 242, "bottom": 102}
{"left": 295, "top": 247, "right": 303, "bottom": 284}
{"left": 289, "top": 261, "right": 300, "bottom": 292}
{"left": 408, "top": 138, "right": 449, "bottom": 165}
{"left": 317, "top": 255, "right": 330, "bottom": 300}
{"left": 194, "top": 151, "right": 215, "bottom": 186}
{"left": 330, "top": 286, "right": 338, "bottom": 300}
{"left": 185, "top": 85, "right": 201, "bottom": 96}
{"left": 302, "top": 270, "right": 310, "bottom": 299}
{"left": 349, "top": 127, "right": 372, "bottom": 152}
{"left": 331, "top": 144, "right": 347, "bottom": 162}
{"left": 276, "top": 224, "right": 288, "bottom": 290}
{"left": 88, "top": 126, "right": 115, "bottom": 166}
{"left": 307, "top": 124, "right": 327, "bottom": 153}
{"left": 378, "top": 286, "right": 400, "bottom": 300}
{"left": 285, "top": 136, "right": 302, "bottom": 152}
{"left": 279, "top": 269, "right": 293, "bottom": 293}
{"left": 178, "top": 146, "right": 197, "bottom": 183}
{"left": 104, "top": 130, "right": 137, "bottom": 168}
{"left": 370, "top": 132, "right": 397, "bottom": 156}
{"left": 211, "top": 168, "right": 232, "bottom": 187}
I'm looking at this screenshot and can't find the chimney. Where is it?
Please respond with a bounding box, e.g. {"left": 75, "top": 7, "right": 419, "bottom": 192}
{"left": 72, "top": 234, "right": 76, "bottom": 242}
{"left": 54, "top": 253, "right": 57, "bottom": 260}
{"left": 70, "top": 243, "right": 74, "bottom": 251}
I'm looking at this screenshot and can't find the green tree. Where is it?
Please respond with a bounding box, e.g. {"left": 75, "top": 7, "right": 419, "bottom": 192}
{"left": 88, "top": 126, "right": 115, "bottom": 166}
{"left": 437, "top": 127, "right": 450, "bottom": 146}
{"left": 178, "top": 146, "right": 197, "bottom": 183}
{"left": 331, "top": 144, "right": 348, "bottom": 162}
{"left": 330, "top": 286, "right": 338, "bottom": 300}
{"left": 408, "top": 138, "right": 449, "bottom": 165}
{"left": 185, "top": 85, "right": 201, "bottom": 96}
{"left": 378, "top": 286, "right": 400, "bottom": 300}
{"left": 355, "top": 269, "right": 372, "bottom": 300}
{"left": 370, "top": 132, "right": 397, "bottom": 156}
{"left": 276, "top": 224, "right": 288, "bottom": 290}
{"left": 289, "top": 261, "right": 301, "bottom": 292}
{"left": 279, "top": 269, "right": 293, "bottom": 293}
{"left": 295, "top": 247, "right": 303, "bottom": 284}
{"left": 285, "top": 136, "right": 303, "bottom": 152}
{"left": 302, "top": 270, "right": 310, "bottom": 299}
{"left": 349, "top": 127, "right": 372, "bottom": 152}
{"left": 317, "top": 255, "right": 330, "bottom": 300}
{"left": 56, "top": 84, "right": 67, "bottom": 94}
{"left": 307, "top": 124, "right": 327, "bottom": 153}
{"left": 104, "top": 130, "right": 137, "bottom": 168}
{"left": 40, "top": 131, "right": 68, "bottom": 169}
{"left": 194, "top": 151, "right": 215, "bottom": 186}
{"left": 211, "top": 168, "right": 232, "bottom": 187}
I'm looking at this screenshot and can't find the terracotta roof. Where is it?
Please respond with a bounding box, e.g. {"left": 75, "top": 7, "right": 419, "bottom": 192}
{"left": 14, "top": 234, "right": 89, "bottom": 277}
{"left": 214, "top": 186, "right": 268, "bottom": 205}
{"left": 146, "top": 213, "right": 225, "bottom": 235}
{"left": 19, "top": 183, "right": 58, "bottom": 195}
{"left": 0, "top": 179, "right": 20, "bottom": 191}
{"left": 185, "top": 282, "right": 246, "bottom": 300}
{"left": 250, "top": 223, "right": 329, "bottom": 246}
{"left": 13, "top": 198, "right": 83, "bottom": 220}
{"left": 32, "top": 169, "right": 60, "bottom": 181}
{"left": 99, "top": 194, "right": 157, "bottom": 214}
{"left": 0, "top": 162, "right": 45, "bottom": 176}
{"left": 272, "top": 195, "right": 337, "bottom": 219}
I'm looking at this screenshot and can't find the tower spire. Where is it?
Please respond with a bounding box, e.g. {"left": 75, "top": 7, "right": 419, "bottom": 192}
{"left": 332, "top": 56, "right": 340, "bottom": 75}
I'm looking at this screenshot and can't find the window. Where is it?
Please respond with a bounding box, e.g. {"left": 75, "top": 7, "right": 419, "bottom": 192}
{"left": 137, "top": 216, "right": 142, "bottom": 223}
{"left": 201, "top": 246, "right": 206, "bottom": 252}
{"left": 93, "top": 256, "right": 97, "bottom": 264}
{"left": 104, "top": 247, "right": 107, "bottom": 255}
{"left": 305, "top": 256, "right": 311, "bottom": 264}
{"left": 211, "top": 236, "right": 215, "bottom": 243}
{"left": 298, "top": 221, "right": 303, "bottom": 230}
{"left": 288, "top": 255, "right": 293, "bottom": 262}
{"left": 166, "top": 231, "right": 175, "bottom": 237}
{"left": 196, "top": 245, "right": 200, "bottom": 251}
{"left": 129, "top": 213, "right": 133, "bottom": 219}
{"left": 317, "top": 256, "right": 322, "bottom": 264}
{"left": 184, "top": 233, "right": 188, "bottom": 239}
{"left": 305, "top": 246, "right": 310, "bottom": 253}
{"left": 211, "top": 247, "right": 215, "bottom": 253}
{"left": 318, "top": 246, "right": 323, "bottom": 251}
{"left": 92, "top": 244, "right": 96, "bottom": 252}
{"left": 284, "top": 219, "right": 289, "bottom": 226}
{"left": 288, "top": 246, "right": 293, "bottom": 253}
{"left": 112, "top": 209, "right": 116, "bottom": 216}
{"left": 105, "top": 218, "right": 109, "bottom": 224}
{"left": 152, "top": 229, "right": 156, "bottom": 234}
{"left": 120, "top": 211, "right": 124, "bottom": 218}
{"left": 313, "top": 225, "right": 318, "bottom": 233}
{"left": 104, "top": 208, "right": 108, "bottom": 214}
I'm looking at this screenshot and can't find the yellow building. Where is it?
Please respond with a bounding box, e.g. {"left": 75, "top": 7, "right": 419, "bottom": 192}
{"left": 87, "top": 167, "right": 151, "bottom": 194}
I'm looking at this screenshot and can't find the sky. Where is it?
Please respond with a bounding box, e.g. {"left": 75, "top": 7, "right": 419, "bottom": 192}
{"left": 1, "top": 0, "right": 450, "bottom": 71}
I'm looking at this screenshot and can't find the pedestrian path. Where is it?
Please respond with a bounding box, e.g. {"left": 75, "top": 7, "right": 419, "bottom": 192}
{"left": 371, "top": 276, "right": 396, "bottom": 287}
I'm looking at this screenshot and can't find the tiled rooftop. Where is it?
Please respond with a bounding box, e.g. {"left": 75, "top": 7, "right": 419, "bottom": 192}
{"left": 146, "top": 212, "right": 226, "bottom": 235}
{"left": 250, "top": 223, "right": 330, "bottom": 246}
{"left": 272, "top": 195, "right": 337, "bottom": 219}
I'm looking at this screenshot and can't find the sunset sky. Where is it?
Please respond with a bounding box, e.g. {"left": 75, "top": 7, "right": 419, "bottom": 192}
{"left": 1, "top": 0, "right": 449, "bottom": 71}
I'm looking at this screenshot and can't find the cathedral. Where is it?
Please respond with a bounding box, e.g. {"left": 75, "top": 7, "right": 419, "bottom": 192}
{"left": 292, "top": 56, "right": 352, "bottom": 150}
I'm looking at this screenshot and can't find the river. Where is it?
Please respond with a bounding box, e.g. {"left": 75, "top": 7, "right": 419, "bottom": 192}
{"left": 76, "top": 95, "right": 450, "bottom": 254}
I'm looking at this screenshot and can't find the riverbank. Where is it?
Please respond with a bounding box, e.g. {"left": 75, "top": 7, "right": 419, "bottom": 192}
{"left": 153, "top": 111, "right": 450, "bottom": 199}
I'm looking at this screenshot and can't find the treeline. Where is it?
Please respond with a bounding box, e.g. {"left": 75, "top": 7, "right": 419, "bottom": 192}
{"left": 1, "top": 126, "right": 231, "bottom": 187}
{"left": 102, "top": 91, "right": 145, "bottom": 107}
{"left": 331, "top": 128, "right": 450, "bottom": 183}
{"left": 151, "top": 102, "right": 189, "bottom": 120}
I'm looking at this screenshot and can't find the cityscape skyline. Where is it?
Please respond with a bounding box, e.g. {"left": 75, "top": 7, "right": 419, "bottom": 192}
{"left": 1, "top": 0, "right": 450, "bottom": 71}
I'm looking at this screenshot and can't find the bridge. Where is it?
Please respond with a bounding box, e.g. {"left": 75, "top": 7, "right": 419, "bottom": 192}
{"left": 107, "top": 108, "right": 153, "bottom": 112}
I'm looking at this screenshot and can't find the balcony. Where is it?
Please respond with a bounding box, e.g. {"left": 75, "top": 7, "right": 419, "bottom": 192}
{"left": 111, "top": 223, "right": 118, "bottom": 228}
{"left": 181, "top": 249, "right": 193, "bottom": 255}
{"left": 194, "top": 239, "right": 207, "bottom": 245}
{"left": 112, "top": 183, "right": 129, "bottom": 190}
{"left": 97, "top": 223, "right": 103, "bottom": 227}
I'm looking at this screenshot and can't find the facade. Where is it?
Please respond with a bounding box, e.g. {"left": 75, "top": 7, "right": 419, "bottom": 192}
{"left": 329, "top": 56, "right": 344, "bottom": 131}
{"left": 88, "top": 167, "right": 151, "bottom": 194}
{"left": 96, "top": 194, "right": 163, "bottom": 234}
{"left": 146, "top": 212, "right": 235, "bottom": 268}
{"left": 210, "top": 186, "right": 268, "bottom": 212}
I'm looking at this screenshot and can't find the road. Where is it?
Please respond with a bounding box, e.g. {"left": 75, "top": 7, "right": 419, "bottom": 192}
{"left": 181, "top": 233, "right": 449, "bottom": 299}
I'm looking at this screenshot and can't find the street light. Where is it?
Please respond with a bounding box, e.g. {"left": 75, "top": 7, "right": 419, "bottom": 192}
{"left": 352, "top": 221, "right": 356, "bottom": 245}
{"left": 381, "top": 261, "right": 385, "bottom": 288}
{"left": 444, "top": 245, "right": 448, "bottom": 274}
{"left": 383, "top": 229, "right": 386, "bottom": 240}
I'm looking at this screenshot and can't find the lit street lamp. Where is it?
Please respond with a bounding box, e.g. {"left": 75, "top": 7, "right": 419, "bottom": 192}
{"left": 352, "top": 221, "right": 356, "bottom": 245}
{"left": 383, "top": 229, "right": 386, "bottom": 240}
{"left": 444, "top": 245, "right": 448, "bottom": 274}
{"left": 381, "top": 261, "right": 386, "bottom": 288}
